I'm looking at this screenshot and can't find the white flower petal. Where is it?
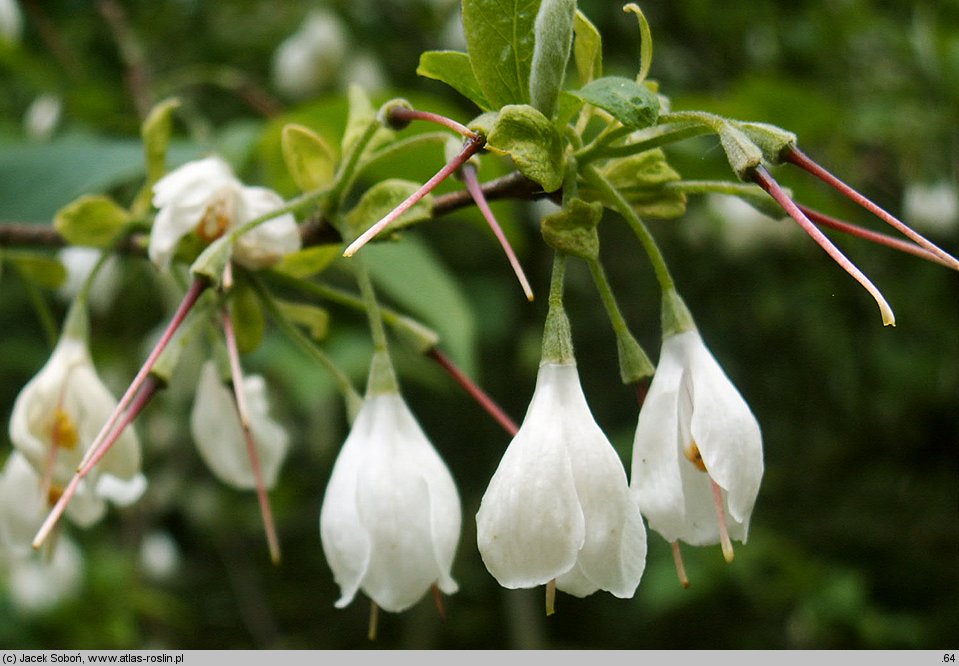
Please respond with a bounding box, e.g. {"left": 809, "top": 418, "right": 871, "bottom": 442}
{"left": 553, "top": 364, "right": 646, "bottom": 599}
{"left": 190, "top": 362, "right": 289, "bottom": 490}
{"left": 0, "top": 453, "right": 47, "bottom": 557}
{"left": 9, "top": 333, "right": 141, "bottom": 489}
{"left": 630, "top": 343, "right": 688, "bottom": 542}
{"left": 631, "top": 329, "right": 763, "bottom": 548}
{"left": 233, "top": 186, "right": 301, "bottom": 269}
{"left": 476, "top": 366, "right": 585, "bottom": 589}
{"left": 478, "top": 363, "right": 645, "bottom": 598}
{"left": 7, "top": 537, "right": 84, "bottom": 615}
{"left": 319, "top": 393, "right": 460, "bottom": 612}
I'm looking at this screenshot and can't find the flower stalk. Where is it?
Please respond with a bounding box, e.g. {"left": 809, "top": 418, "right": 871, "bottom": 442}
{"left": 342, "top": 135, "right": 485, "bottom": 257}
{"left": 783, "top": 146, "right": 959, "bottom": 271}
{"left": 750, "top": 166, "right": 896, "bottom": 326}
{"left": 220, "top": 300, "right": 282, "bottom": 564}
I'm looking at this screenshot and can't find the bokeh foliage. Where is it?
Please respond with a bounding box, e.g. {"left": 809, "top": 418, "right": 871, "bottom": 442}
{"left": 0, "top": 0, "right": 956, "bottom": 649}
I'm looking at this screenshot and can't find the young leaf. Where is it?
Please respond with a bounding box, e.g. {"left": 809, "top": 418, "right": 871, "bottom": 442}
{"left": 540, "top": 198, "right": 603, "bottom": 260}
{"left": 345, "top": 179, "right": 434, "bottom": 237}
{"left": 272, "top": 245, "right": 342, "bottom": 279}
{"left": 596, "top": 149, "right": 686, "bottom": 219}
{"left": 623, "top": 3, "right": 653, "bottom": 83}
{"left": 417, "top": 51, "right": 492, "bottom": 111}
{"left": 341, "top": 84, "right": 393, "bottom": 158}
{"left": 282, "top": 124, "right": 337, "bottom": 193}
{"left": 276, "top": 301, "right": 330, "bottom": 341}
{"left": 573, "top": 9, "right": 602, "bottom": 85}
{"left": 571, "top": 76, "right": 660, "bottom": 130}
{"left": 54, "top": 195, "right": 131, "bottom": 248}
{"left": 529, "top": 0, "right": 576, "bottom": 119}
{"left": 462, "top": 0, "right": 540, "bottom": 108}
{"left": 142, "top": 97, "right": 181, "bottom": 185}
{"left": 485, "top": 104, "right": 565, "bottom": 192}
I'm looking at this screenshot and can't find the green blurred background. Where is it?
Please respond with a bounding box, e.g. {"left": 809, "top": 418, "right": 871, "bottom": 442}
{"left": 0, "top": 0, "right": 956, "bottom": 649}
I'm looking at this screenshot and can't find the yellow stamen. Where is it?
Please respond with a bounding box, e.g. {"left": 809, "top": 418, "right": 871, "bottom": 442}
{"left": 710, "top": 479, "right": 735, "bottom": 563}
{"left": 431, "top": 583, "right": 447, "bottom": 622}
{"left": 51, "top": 407, "right": 79, "bottom": 450}
{"left": 367, "top": 600, "right": 379, "bottom": 641}
{"left": 683, "top": 440, "right": 707, "bottom": 472}
{"left": 197, "top": 197, "right": 232, "bottom": 242}
{"left": 671, "top": 541, "right": 691, "bottom": 588}
{"left": 545, "top": 578, "right": 557, "bottom": 616}
{"left": 47, "top": 484, "right": 64, "bottom": 507}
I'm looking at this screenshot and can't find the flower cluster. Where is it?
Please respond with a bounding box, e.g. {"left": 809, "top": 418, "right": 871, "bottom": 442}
{"left": 5, "top": 0, "right": 956, "bottom": 640}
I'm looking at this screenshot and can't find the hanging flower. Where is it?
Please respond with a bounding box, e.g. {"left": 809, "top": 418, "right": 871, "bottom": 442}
{"left": 190, "top": 360, "right": 289, "bottom": 490}
{"left": 149, "top": 155, "right": 300, "bottom": 271}
{"left": 319, "top": 392, "right": 461, "bottom": 613}
{"left": 476, "top": 362, "right": 647, "bottom": 600}
{"left": 630, "top": 328, "right": 763, "bottom": 560}
{"left": 8, "top": 308, "right": 144, "bottom": 509}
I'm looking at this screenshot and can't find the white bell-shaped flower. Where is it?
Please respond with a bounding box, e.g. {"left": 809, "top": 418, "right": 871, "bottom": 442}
{"left": 319, "top": 392, "right": 461, "bottom": 613}
{"left": 190, "top": 360, "right": 289, "bottom": 490}
{"left": 630, "top": 329, "right": 763, "bottom": 553}
{"left": 149, "top": 155, "right": 300, "bottom": 271}
{"left": 476, "top": 362, "right": 647, "bottom": 599}
{"left": 8, "top": 314, "right": 143, "bottom": 499}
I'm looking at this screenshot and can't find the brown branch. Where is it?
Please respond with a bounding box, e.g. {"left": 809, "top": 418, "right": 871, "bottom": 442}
{"left": 0, "top": 172, "right": 546, "bottom": 251}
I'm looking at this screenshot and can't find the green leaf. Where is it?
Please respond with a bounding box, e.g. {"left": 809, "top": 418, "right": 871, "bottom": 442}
{"left": 281, "top": 123, "right": 337, "bottom": 192}
{"left": 54, "top": 195, "right": 131, "bottom": 248}
{"left": 345, "top": 179, "right": 433, "bottom": 237}
{"left": 623, "top": 3, "right": 653, "bottom": 83}
{"left": 416, "top": 51, "right": 491, "bottom": 111}
{"left": 231, "top": 279, "right": 265, "bottom": 354}
{"left": 462, "top": 0, "right": 540, "bottom": 108}
{"left": 540, "top": 198, "right": 602, "bottom": 260}
{"left": 718, "top": 122, "right": 763, "bottom": 179}
{"left": 276, "top": 301, "right": 330, "bottom": 341}
{"left": 272, "top": 244, "right": 341, "bottom": 279}
{"left": 485, "top": 104, "right": 565, "bottom": 192}
{"left": 529, "top": 0, "right": 576, "bottom": 119}
{"left": 0, "top": 134, "right": 200, "bottom": 222}
{"left": 573, "top": 9, "right": 602, "bottom": 85}
{"left": 7, "top": 252, "right": 67, "bottom": 289}
{"left": 142, "top": 98, "right": 181, "bottom": 185}
{"left": 571, "top": 76, "right": 660, "bottom": 130}
{"left": 597, "top": 149, "right": 686, "bottom": 219}
{"left": 341, "top": 84, "right": 393, "bottom": 158}
{"left": 365, "top": 236, "right": 477, "bottom": 378}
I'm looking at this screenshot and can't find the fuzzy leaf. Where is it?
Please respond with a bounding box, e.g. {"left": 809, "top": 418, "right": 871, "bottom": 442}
{"left": 417, "top": 51, "right": 491, "bottom": 111}
{"left": 462, "top": 0, "right": 540, "bottom": 108}
{"left": 571, "top": 76, "right": 660, "bottom": 130}
{"left": 54, "top": 195, "right": 130, "bottom": 248}
{"left": 485, "top": 104, "right": 565, "bottom": 192}
{"left": 540, "top": 198, "right": 602, "bottom": 260}
{"left": 281, "top": 124, "right": 337, "bottom": 192}
{"left": 573, "top": 9, "right": 602, "bottom": 85}
{"left": 529, "top": 0, "right": 576, "bottom": 119}
{"left": 598, "top": 149, "right": 686, "bottom": 219}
